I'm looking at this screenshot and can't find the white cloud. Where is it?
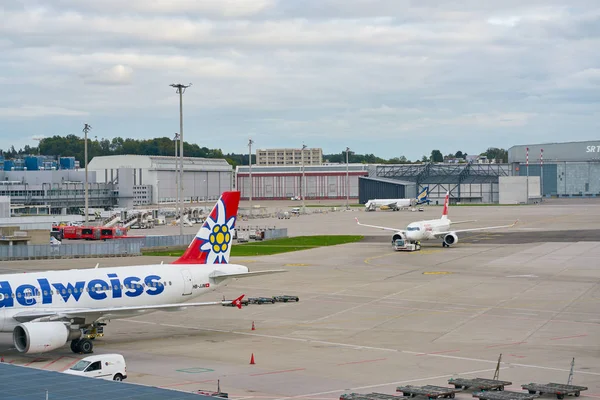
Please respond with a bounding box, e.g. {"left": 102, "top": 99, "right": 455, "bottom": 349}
{"left": 0, "top": 1, "right": 598, "bottom": 159}
{"left": 0, "top": 106, "right": 89, "bottom": 117}
{"left": 83, "top": 65, "right": 134, "bottom": 86}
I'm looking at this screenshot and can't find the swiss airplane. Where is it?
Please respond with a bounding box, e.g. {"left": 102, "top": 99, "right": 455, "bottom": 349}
{"left": 364, "top": 187, "right": 430, "bottom": 211}
{"left": 356, "top": 191, "right": 517, "bottom": 247}
{"left": 0, "top": 191, "right": 284, "bottom": 355}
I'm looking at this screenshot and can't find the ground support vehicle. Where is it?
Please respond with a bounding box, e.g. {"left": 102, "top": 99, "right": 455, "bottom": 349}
{"left": 520, "top": 383, "right": 588, "bottom": 399}
{"left": 393, "top": 238, "right": 421, "bottom": 251}
{"left": 448, "top": 378, "right": 512, "bottom": 391}
{"left": 248, "top": 297, "right": 275, "bottom": 304}
{"left": 340, "top": 393, "right": 403, "bottom": 400}
{"left": 397, "top": 385, "right": 463, "bottom": 399}
{"left": 273, "top": 295, "right": 300, "bottom": 302}
{"left": 472, "top": 391, "right": 538, "bottom": 400}
{"left": 222, "top": 298, "right": 249, "bottom": 307}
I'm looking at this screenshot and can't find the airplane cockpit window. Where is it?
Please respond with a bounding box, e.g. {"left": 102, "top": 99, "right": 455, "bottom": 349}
{"left": 406, "top": 227, "right": 420, "bottom": 231}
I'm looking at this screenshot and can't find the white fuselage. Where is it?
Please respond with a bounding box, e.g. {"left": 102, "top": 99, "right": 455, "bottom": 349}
{"left": 402, "top": 218, "right": 451, "bottom": 241}
{"left": 366, "top": 198, "right": 414, "bottom": 210}
{"left": 0, "top": 263, "right": 248, "bottom": 332}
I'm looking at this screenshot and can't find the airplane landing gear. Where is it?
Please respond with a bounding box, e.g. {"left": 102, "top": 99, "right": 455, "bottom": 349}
{"left": 70, "top": 338, "right": 94, "bottom": 354}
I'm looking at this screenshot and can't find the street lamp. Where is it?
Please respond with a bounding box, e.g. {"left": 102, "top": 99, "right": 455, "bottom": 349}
{"left": 301, "top": 144, "right": 307, "bottom": 213}
{"left": 248, "top": 138, "right": 254, "bottom": 214}
{"left": 82, "top": 123, "right": 92, "bottom": 225}
{"left": 170, "top": 83, "right": 191, "bottom": 238}
{"left": 345, "top": 147, "right": 350, "bottom": 210}
{"left": 173, "top": 132, "right": 180, "bottom": 223}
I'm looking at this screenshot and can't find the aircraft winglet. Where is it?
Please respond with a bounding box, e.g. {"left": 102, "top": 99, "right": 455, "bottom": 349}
{"left": 230, "top": 294, "right": 245, "bottom": 309}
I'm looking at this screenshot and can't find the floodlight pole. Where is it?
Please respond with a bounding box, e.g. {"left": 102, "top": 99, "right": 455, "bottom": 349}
{"left": 83, "top": 124, "right": 92, "bottom": 225}
{"left": 301, "top": 144, "right": 307, "bottom": 214}
{"left": 345, "top": 147, "right": 350, "bottom": 210}
{"left": 170, "top": 83, "right": 191, "bottom": 237}
{"left": 248, "top": 138, "right": 254, "bottom": 213}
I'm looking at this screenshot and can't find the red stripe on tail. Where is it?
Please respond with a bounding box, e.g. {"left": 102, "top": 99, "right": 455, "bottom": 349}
{"left": 172, "top": 191, "right": 241, "bottom": 265}
{"left": 441, "top": 191, "right": 449, "bottom": 218}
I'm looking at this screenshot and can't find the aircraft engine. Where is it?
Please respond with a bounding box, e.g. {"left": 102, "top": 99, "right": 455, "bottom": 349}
{"left": 392, "top": 232, "right": 406, "bottom": 244}
{"left": 13, "top": 322, "right": 70, "bottom": 354}
{"left": 443, "top": 233, "right": 458, "bottom": 247}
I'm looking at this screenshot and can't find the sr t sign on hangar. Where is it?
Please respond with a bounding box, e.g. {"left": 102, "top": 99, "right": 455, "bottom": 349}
{"left": 586, "top": 146, "right": 600, "bottom": 152}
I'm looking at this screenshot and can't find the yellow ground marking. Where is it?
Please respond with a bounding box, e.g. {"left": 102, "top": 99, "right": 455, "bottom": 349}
{"left": 284, "top": 263, "right": 310, "bottom": 267}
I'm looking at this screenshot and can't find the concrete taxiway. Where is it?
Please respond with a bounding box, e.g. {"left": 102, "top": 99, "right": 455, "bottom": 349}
{"left": 1, "top": 200, "right": 599, "bottom": 399}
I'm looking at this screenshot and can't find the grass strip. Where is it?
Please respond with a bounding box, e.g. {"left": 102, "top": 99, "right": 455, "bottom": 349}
{"left": 143, "top": 235, "right": 364, "bottom": 257}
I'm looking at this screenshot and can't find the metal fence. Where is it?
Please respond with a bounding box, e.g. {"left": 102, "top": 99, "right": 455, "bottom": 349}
{"left": 0, "top": 230, "right": 288, "bottom": 261}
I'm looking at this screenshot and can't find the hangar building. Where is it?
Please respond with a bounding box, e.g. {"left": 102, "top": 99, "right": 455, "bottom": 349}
{"left": 235, "top": 164, "right": 369, "bottom": 200}
{"left": 508, "top": 140, "right": 600, "bottom": 197}
{"left": 88, "top": 155, "right": 233, "bottom": 208}
{"left": 369, "top": 162, "right": 511, "bottom": 204}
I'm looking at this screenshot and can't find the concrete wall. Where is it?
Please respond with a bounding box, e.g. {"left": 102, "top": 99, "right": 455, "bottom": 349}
{"left": 0, "top": 196, "right": 9, "bottom": 218}
{"left": 499, "top": 176, "right": 540, "bottom": 204}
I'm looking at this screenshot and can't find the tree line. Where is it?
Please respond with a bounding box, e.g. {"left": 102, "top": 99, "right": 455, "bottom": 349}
{"left": 0, "top": 135, "right": 508, "bottom": 166}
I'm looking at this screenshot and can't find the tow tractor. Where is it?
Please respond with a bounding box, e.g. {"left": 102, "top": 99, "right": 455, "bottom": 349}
{"left": 393, "top": 238, "right": 421, "bottom": 252}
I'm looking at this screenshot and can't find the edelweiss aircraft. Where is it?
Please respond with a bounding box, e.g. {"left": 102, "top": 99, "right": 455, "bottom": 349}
{"left": 356, "top": 191, "right": 517, "bottom": 247}
{"left": 364, "top": 187, "right": 430, "bottom": 211}
{"left": 0, "top": 191, "right": 284, "bottom": 355}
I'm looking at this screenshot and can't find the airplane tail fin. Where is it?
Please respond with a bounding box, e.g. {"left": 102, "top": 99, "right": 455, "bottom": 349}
{"left": 416, "top": 186, "right": 429, "bottom": 204}
{"left": 172, "top": 191, "right": 241, "bottom": 265}
{"left": 441, "top": 191, "right": 449, "bottom": 220}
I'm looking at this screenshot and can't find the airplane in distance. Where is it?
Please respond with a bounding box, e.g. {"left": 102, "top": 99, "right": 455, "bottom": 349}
{"left": 0, "top": 191, "right": 285, "bottom": 355}
{"left": 364, "top": 186, "right": 430, "bottom": 211}
{"left": 356, "top": 191, "right": 517, "bottom": 248}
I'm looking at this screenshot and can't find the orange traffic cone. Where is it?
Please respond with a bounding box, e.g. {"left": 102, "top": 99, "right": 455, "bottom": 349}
{"left": 251, "top": 321, "right": 256, "bottom": 331}
{"left": 250, "top": 353, "right": 255, "bottom": 365}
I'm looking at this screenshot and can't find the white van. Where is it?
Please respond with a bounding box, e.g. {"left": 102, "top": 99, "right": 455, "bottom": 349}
{"left": 64, "top": 354, "right": 127, "bottom": 381}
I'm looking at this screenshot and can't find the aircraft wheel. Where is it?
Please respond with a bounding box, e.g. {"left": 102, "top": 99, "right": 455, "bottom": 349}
{"left": 79, "top": 339, "right": 94, "bottom": 354}
{"left": 70, "top": 339, "right": 81, "bottom": 353}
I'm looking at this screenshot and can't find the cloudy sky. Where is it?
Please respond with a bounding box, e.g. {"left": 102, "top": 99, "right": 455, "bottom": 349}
{"left": 1, "top": 1, "right": 599, "bottom": 160}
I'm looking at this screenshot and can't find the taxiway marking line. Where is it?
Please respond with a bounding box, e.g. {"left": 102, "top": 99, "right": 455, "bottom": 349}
{"left": 41, "top": 356, "right": 65, "bottom": 369}
{"left": 250, "top": 368, "right": 306, "bottom": 377}
{"left": 159, "top": 379, "right": 215, "bottom": 388}
{"left": 336, "top": 358, "right": 387, "bottom": 366}
{"left": 307, "top": 282, "right": 432, "bottom": 323}
{"left": 122, "top": 319, "right": 600, "bottom": 376}
{"left": 416, "top": 349, "right": 460, "bottom": 356}
{"left": 272, "top": 367, "right": 507, "bottom": 400}
{"left": 549, "top": 334, "right": 588, "bottom": 341}
{"left": 485, "top": 341, "right": 527, "bottom": 348}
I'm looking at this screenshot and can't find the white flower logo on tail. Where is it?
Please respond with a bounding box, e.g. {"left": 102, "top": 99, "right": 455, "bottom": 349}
{"left": 197, "top": 198, "right": 236, "bottom": 264}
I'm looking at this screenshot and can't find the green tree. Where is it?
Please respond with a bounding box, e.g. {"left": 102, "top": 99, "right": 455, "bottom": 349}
{"left": 430, "top": 149, "right": 443, "bottom": 162}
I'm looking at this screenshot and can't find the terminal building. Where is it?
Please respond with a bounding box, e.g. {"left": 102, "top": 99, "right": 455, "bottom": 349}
{"left": 256, "top": 147, "right": 323, "bottom": 166}
{"left": 508, "top": 140, "right": 600, "bottom": 196}
{"left": 88, "top": 155, "right": 233, "bottom": 208}
{"left": 235, "top": 164, "right": 369, "bottom": 200}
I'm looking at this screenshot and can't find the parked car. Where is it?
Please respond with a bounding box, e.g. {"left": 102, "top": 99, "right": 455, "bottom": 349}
{"left": 63, "top": 354, "right": 127, "bottom": 381}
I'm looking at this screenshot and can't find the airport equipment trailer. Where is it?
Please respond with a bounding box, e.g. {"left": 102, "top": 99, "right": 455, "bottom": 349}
{"left": 397, "top": 385, "right": 463, "bottom": 399}
{"left": 340, "top": 393, "right": 401, "bottom": 400}
{"left": 448, "top": 378, "right": 512, "bottom": 391}
{"left": 248, "top": 297, "right": 276, "bottom": 304}
{"left": 472, "top": 391, "right": 538, "bottom": 400}
{"left": 520, "top": 383, "right": 588, "bottom": 399}
{"left": 273, "top": 295, "right": 299, "bottom": 302}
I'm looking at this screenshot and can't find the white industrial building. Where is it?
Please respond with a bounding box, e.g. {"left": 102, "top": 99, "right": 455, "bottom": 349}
{"left": 235, "top": 164, "right": 369, "bottom": 200}
{"left": 88, "top": 155, "right": 233, "bottom": 208}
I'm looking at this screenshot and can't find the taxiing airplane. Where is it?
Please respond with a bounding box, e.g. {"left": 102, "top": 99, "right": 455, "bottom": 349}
{"left": 364, "top": 186, "right": 430, "bottom": 211}
{"left": 356, "top": 191, "right": 517, "bottom": 247}
{"left": 0, "top": 191, "right": 285, "bottom": 355}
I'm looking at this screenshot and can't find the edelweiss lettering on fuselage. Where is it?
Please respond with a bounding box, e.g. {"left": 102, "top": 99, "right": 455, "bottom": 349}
{"left": 0, "top": 273, "right": 164, "bottom": 308}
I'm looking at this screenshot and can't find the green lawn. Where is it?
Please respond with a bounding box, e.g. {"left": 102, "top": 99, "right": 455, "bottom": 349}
{"left": 144, "top": 235, "right": 364, "bottom": 257}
